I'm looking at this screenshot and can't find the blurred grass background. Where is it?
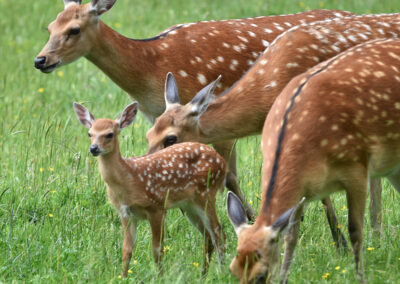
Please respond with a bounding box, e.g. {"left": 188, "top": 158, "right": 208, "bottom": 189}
{"left": 0, "top": 0, "right": 399, "bottom": 283}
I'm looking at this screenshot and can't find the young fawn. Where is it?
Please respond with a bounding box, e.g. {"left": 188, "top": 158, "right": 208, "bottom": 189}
{"left": 227, "top": 38, "right": 400, "bottom": 283}
{"left": 73, "top": 102, "right": 226, "bottom": 277}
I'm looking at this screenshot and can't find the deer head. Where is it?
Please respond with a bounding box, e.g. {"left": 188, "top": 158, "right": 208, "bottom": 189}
{"left": 34, "top": 0, "right": 117, "bottom": 73}
{"left": 73, "top": 101, "right": 138, "bottom": 156}
{"left": 227, "top": 192, "right": 306, "bottom": 283}
{"left": 146, "top": 72, "right": 221, "bottom": 154}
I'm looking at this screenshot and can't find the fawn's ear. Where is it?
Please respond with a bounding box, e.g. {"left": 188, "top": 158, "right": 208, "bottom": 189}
{"left": 227, "top": 191, "right": 248, "bottom": 235}
{"left": 73, "top": 102, "right": 95, "bottom": 128}
{"left": 117, "top": 102, "right": 138, "bottom": 129}
{"left": 164, "top": 72, "right": 180, "bottom": 110}
{"left": 89, "top": 0, "right": 117, "bottom": 16}
{"left": 189, "top": 75, "right": 221, "bottom": 119}
{"left": 63, "top": 0, "right": 82, "bottom": 9}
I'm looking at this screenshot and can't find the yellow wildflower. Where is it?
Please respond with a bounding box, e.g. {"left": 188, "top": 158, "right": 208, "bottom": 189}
{"left": 367, "top": 247, "right": 374, "bottom": 251}
{"left": 341, "top": 205, "right": 347, "bottom": 211}
{"left": 133, "top": 260, "right": 138, "bottom": 265}
{"left": 49, "top": 167, "right": 54, "bottom": 171}
{"left": 193, "top": 262, "right": 199, "bottom": 267}
{"left": 249, "top": 200, "right": 253, "bottom": 205}
{"left": 247, "top": 181, "right": 252, "bottom": 187}
{"left": 335, "top": 266, "right": 340, "bottom": 270}
{"left": 50, "top": 190, "right": 56, "bottom": 194}
{"left": 164, "top": 245, "right": 170, "bottom": 252}
{"left": 342, "top": 269, "right": 347, "bottom": 273}
{"left": 322, "top": 272, "right": 331, "bottom": 279}
{"left": 49, "top": 213, "right": 53, "bottom": 218}
{"left": 57, "top": 71, "right": 64, "bottom": 77}
{"left": 118, "top": 275, "right": 122, "bottom": 279}
{"left": 128, "top": 269, "right": 133, "bottom": 274}
{"left": 40, "top": 168, "right": 44, "bottom": 172}
{"left": 337, "top": 223, "right": 342, "bottom": 229}
{"left": 38, "top": 87, "right": 44, "bottom": 93}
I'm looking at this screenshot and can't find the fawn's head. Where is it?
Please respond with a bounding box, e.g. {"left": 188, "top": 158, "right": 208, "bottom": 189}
{"left": 227, "top": 192, "right": 305, "bottom": 283}
{"left": 34, "top": 0, "right": 117, "bottom": 73}
{"left": 73, "top": 102, "right": 138, "bottom": 156}
{"left": 146, "top": 72, "right": 221, "bottom": 154}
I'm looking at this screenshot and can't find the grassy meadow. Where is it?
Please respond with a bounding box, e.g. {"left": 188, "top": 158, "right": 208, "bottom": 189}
{"left": 1, "top": 0, "right": 400, "bottom": 282}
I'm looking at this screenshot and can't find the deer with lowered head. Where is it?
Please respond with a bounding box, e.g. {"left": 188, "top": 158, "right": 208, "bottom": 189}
{"left": 146, "top": 13, "right": 400, "bottom": 243}
{"left": 227, "top": 38, "right": 400, "bottom": 283}
{"left": 35, "top": 0, "right": 354, "bottom": 220}
{"left": 73, "top": 102, "right": 226, "bottom": 277}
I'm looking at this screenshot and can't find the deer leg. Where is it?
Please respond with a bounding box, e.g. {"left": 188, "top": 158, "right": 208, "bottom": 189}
{"left": 279, "top": 214, "right": 301, "bottom": 284}
{"left": 121, "top": 216, "right": 137, "bottom": 278}
{"left": 149, "top": 210, "right": 166, "bottom": 275}
{"left": 213, "top": 140, "right": 256, "bottom": 221}
{"left": 321, "top": 197, "right": 348, "bottom": 250}
{"left": 369, "top": 177, "right": 382, "bottom": 236}
{"left": 183, "top": 205, "right": 215, "bottom": 275}
{"left": 346, "top": 173, "right": 367, "bottom": 284}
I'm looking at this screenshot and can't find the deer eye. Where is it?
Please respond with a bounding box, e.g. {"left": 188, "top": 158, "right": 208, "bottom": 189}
{"left": 163, "top": 135, "right": 177, "bottom": 148}
{"left": 105, "top": 133, "right": 114, "bottom": 139}
{"left": 68, "top": 27, "right": 81, "bottom": 36}
{"left": 88, "top": 132, "right": 92, "bottom": 138}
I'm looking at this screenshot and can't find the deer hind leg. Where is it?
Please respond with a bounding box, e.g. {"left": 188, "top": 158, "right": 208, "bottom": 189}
{"left": 369, "top": 178, "right": 382, "bottom": 236}
{"left": 148, "top": 210, "right": 166, "bottom": 275}
{"left": 345, "top": 168, "right": 367, "bottom": 283}
{"left": 121, "top": 216, "right": 137, "bottom": 278}
{"left": 321, "top": 197, "right": 348, "bottom": 250}
{"left": 213, "top": 140, "right": 256, "bottom": 221}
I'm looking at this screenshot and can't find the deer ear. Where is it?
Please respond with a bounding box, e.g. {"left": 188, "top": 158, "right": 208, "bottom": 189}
{"left": 89, "top": 0, "right": 117, "bottom": 16}
{"left": 64, "top": 0, "right": 81, "bottom": 9}
{"left": 227, "top": 191, "right": 247, "bottom": 235}
{"left": 73, "top": 102, "right": 95, "bottom": 128}
{"left": 117, "top": 102, "right": 138, "bottom": 129}
{"left": 189, "top": 75, "right": 221, "bottom": 119}
{"left": 164, "top": 72, "right": 180, "bottom": 110}
{"left": 271, "top": 197, "right": 306, "bottom": 239}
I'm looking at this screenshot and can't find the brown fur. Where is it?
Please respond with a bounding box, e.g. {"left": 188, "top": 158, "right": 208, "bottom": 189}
{"left": 232, "top": 38, "right": 400, "bottom": 283}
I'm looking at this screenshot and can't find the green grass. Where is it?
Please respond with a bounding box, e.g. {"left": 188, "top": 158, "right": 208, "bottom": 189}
{"left": 1, "top": 0, "right": 400, "bottom": 283}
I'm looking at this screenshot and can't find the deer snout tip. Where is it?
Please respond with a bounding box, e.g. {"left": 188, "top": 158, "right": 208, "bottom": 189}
{"left": 34, "top": 56, "right": 46, "bottom": 69}
{"left": 90, "top": 144, "right": 101, "bottom": 156}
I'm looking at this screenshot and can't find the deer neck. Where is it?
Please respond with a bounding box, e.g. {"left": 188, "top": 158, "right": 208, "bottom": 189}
{"left": 97, "top": 140, "right": 130, "bottom": 186}
{"left": 85, "top": 22, "right": 164, "bottom": 119}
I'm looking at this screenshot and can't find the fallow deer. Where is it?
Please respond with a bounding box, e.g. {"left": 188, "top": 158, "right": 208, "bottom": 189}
{"left": 147, "top": 13, "right": 400, "bottom": 237}
{"left": 73, "top": 102, "right": 226, "bottom": 277}
{"left": 227, "top": 38, "right": 400, "bottom": 283}
{"left": 35, "top": 0, "right": 353, "bottom": 220}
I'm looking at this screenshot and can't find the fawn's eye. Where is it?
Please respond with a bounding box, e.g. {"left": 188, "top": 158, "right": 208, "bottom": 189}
{"left": 105, "top": 133, "right": 114, "bottom": 139}
{"left": 68, "top": 27, "right": 81, "bottom": 36}
{"left": 163, "top": 135, "right": 177, "bottom": 148}
{"left": 88, "top": 132, "right": 92, "bottom": 138}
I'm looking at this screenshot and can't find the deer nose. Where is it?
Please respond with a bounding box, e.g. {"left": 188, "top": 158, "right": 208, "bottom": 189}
{"left": 34, "top": 56, "right": 46, "bottom": 69}
{"left": 90, "top": 144, "right": 100, "bottom": 156}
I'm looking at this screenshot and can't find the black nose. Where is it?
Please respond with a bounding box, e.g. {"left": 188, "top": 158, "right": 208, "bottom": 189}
{"left": 34, "top": 57, "right": 46, "bottom": 69}
{"left": 90, "top": 144, "right": 100, "bottom": 156}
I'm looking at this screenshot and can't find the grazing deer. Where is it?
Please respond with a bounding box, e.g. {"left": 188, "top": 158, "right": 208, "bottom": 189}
{"left": 35, "top": 0, "right": 353, "bottom": 220}
{"left": 147, "top": 13, "right": 400, "bottom": 239}
{"left": 227, "top": 38, "right": 400, "bottom": 283}
{"left": 73, "top": 102, "right": 226, "bottom": 277}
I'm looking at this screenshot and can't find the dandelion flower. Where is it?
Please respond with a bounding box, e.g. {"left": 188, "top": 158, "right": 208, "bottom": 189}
{"left": 118, "top": 275, "right": 122, "bottom": 279}
{"left": 341, "top": 205, "right": 347, "bottom": 211}
{"left": 128, "top": 269, "right": 133, "bottom": 274}
{"left": 249, "top": 200, "right": 253, "bottom": 205}
{"left": 164, "top": 245, "right": 170, "bottom": 252}
{"left": 335, "top": 266, "right": 340, "bottom": 270}
{"left": 40, "top": 168, "right": 44, "bottom": 172}
{"left": 49, "top": 213, "right": 54, "bottom": 218}
{"left": 38, "top": 87, "right": 44, "bottom": 93}
{"left": 367, "top": 247, "right": 374, "bottom": 251}
{"left": 133, "top": 260, "right": 138, "bottom": 265}
{"left": 50, "top": 190, "right": 56, "bottom": 194}
{"left": 342, "top": 269, "right": 347, "bottom": 273}
{"left": 193, "top": 262, "right": 199, "bottom": 267}
{"left": 57, "top": 71, "right": 64, "bottom": 77}
{"left": 247, "top": 181, "right": 252, "bottom": 187}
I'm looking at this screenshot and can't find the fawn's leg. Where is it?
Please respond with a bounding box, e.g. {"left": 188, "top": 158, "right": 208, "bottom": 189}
{"left": 369, "top": 178, "right": 382, "bottom": 235}
{"left": 149, "top": 210, "right": 166, "bottom": 275}
{"left": 121, "top": 216, "right": 137, "bottom": 277}
{"left": 213, "top": 140, "right": 256, "bottom": 221}
{"left": 346, "top": 168, "right": 367, "bottom": 284}
{"left": 183, "top": 205, "right": 215, "bottom": 275}
{"left": 321, "top": 197, "right": 348, "bottom": 250}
